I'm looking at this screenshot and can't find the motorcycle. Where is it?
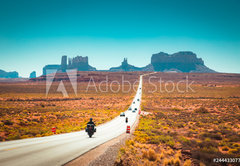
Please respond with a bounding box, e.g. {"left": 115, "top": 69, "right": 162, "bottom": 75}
{"left": 85, "top": 124, "right": 96, "bottom": 138}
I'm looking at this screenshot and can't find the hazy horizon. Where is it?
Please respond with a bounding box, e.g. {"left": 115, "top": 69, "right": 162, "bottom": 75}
{"left": 0, "top": 0, "right": 240, "bottom": 77}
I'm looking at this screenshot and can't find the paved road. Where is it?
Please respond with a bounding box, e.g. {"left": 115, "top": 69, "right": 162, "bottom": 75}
{"left": 0, "top": 75, "right": 144, "bottom": 166}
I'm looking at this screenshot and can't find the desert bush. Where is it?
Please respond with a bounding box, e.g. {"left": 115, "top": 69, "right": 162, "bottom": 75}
{"left": 159, "top": 152, "right": 164, "bottom": 159}
{"left": 228, "top": 134, "right": 240, "bottom": 142}
{"left": 148, "top": 148, "right": 157, "bottom": 161}
{"left": 229, "top": 148, "right": 239, "bottom": 154}
{"left": 150, "top": 134, "right": 175, "bottom": 147}
{"left": 183, "top": 159, "right": 191, "bottom": 166}
{"left": 222, "top": 146, "right": 229, "bottom": 151}
{"left": 3, "top": 120, "right": 13, "bottom": 125}
{"left": 174, "top": 157, "right": 181, "bottom": 166}
{"left": 163, "top": 158, "right": 171, "bottom": 166}
{"left": 233, "top": 143, "right": 240, "bottom": 148}
{"left": 200, "top": 132, "right": 222, "bottom": 140}
{"left": 195, "top": 107, "right": 209, "bottom": 114}
{"left": 115, "top": 82, "right": 240, "bottom": 165}
{"left": 172, "top": 108, "right": 183, "bottom": 112}
{"left": 142, "top": 149, "right": 148, "bottom": 158}
{"left": 126, "top": 139, "right": 135, "bottom": 146}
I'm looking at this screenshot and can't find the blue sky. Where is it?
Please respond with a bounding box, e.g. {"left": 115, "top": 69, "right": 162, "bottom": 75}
{"left": 0, "top": 0, "right": 239, "bottom": 77}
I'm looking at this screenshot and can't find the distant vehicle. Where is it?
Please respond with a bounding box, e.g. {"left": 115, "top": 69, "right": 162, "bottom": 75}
{"left": 132, "top": 110, "right": 136, "bottom": 113}
{"left": 120, "top": 112, "right": 125, "bottom": 117}
{"left": 137, "top": 99, "right": 140, "bottom": 101}
{"left": 128, "top": 107, "right": 132, "bottom": 111}
{"left": 133, "top": 108, "right": 137, "bottom": 113}
{"left": 133, "top": 101, "right": 135, "bottom": 104}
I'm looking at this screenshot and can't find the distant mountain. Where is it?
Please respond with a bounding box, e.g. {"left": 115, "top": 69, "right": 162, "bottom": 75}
{"left": 42, "top": 56, "right": 96, "bottom": 75}
{"left": 108, "top": 51, "right": 215, "bottom": 73}
{"left": 109, "top": 58, "right": 154, "bottom": 72}
{"left": 40, "top": 52, "right": 216, "bottom": 76}
{"left": 151, "top": 51, "right": 216, "bottom": 73}
{"left": 0, "top": 69, "right": 19, "bottom": 78}
{"left": 29, "top": 71, "right": 36, "bottom": 78}
{"left": 109, "top": 58, "right": 142, "bottom": 71}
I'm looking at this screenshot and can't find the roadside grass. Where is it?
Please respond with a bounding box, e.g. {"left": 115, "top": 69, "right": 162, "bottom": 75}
{"left": 0, "top": 78, "right": 138, "bottom": 141}
{"left": 115, "top": 81, "right": 240, "bottom": 166}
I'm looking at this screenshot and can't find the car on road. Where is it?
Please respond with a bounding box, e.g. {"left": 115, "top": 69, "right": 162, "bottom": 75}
{"left": 128, "top": 107, "right": 132, "bottom": 111}
{"left": 132, "top": 108, "right": 137, "bottom": 113}
{"left": 137, "top": 99, "right": 140, "bottom": 101}
{"left": 120, "top": 112, "right": 125, "bottom": 117}
{"left": 133, "top": 101, "right": 135, "bottom": 104}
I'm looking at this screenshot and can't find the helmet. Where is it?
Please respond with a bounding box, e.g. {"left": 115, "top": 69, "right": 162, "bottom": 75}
{"left": 90, "top": 118, "right": 93, "bottom": 122}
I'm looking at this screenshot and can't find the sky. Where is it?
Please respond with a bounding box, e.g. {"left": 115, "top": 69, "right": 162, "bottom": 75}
{"left": 0, "top": 0, "right": 239, "bottom": 77}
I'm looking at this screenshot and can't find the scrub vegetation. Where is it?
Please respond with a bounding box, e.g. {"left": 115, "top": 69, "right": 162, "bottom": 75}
{"left": 0, "top": 72, "right": 141, "bottom": 141}
{"left": 116, "top": 73, "right": 240, "bottom": 166}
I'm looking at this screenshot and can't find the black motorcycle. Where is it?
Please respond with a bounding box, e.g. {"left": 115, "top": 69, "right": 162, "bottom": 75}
{"left": 85, "top": 124, "right": 96, "bottom": 138}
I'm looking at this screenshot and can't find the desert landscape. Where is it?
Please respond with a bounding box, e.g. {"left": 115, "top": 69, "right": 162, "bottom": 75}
{"left": 116, "top": 73, "right": 240, "bottom": 166}
{"left": 0, "top": 72, "right": 143, "bottom": 141}
{"left": 1, "top": 72, "right": 240, "bottom": 165}
{"left": 1, "top": 0, "right": 239, "bottom": 165}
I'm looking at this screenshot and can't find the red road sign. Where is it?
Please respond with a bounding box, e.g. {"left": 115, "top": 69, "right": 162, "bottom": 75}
{"left": 52, "top": 127, "right": 56, "bottom": 134}
{"left": 126, "top": 125, "right": 130, "bottom": 133}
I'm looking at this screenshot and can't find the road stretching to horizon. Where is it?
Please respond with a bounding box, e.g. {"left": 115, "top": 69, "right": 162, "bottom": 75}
{"left": 0, "top": 74, "right": 148, "bottom": 166}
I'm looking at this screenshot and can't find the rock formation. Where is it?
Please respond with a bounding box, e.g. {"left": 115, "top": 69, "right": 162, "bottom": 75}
{"left": 29, "top": 71, "right": 36, "bottom": 78}
{"left": 109, "top": 58, "right": 143, "bottom": 71}
{"left": 42, "top": 65, "right": 61, "bottom": 76}
{"left": 61, "top": 55, "right": 67, "bottom": 73}
{"left": 150, "top": 51, "right": 216, "bottom": 73}
{"left": 42, "top": 55, "right": 96, "bottom": 75}
{"left": 41, "top": 51, "right": 216, "bottom": 76}
{"left": 68, "top": 56, "right": 96, "bottom": 71}
{"left": 0, "top": 69, "right": 19, "bottom": 78}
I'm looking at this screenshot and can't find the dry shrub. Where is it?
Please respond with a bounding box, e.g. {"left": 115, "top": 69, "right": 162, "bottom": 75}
{"left": 174, "top": 157, "right": 181, "bottom": 166}
{"left": 159, "top": 152, "right": 164, "bottom": 159}
{"left": 163, "top": 158, "right": 170, "bottom": 166}
{"left": 222, "top": 146, "right": 229, "bottom": 151}
{"left": 183, "top": 159, "right": 191, "bottom": 166}
{"left": 142, "top": 149, "right": 148, "bottom": 158}
{"left": 148, "top": 148, "right": 157, "bottom": 161}
{"left": 174, "top": 150, "right": 182, "bottom": 159}
{"left": 126, "top": 139, "right": 135, "bottom": 146}
{"left": 165, "top": 148, "right": 174, "bottom": 155}
{"left": 135, "top": 142, "right": 144, "bottom": 149}
{"left": 156, "top": 155, "right": 161, "bottom": 162}
{"left": 195, "top": 107, "right": 209, "bottom": 114}
{"left": 169, "top": 157, "right": 174, "bottom": 165}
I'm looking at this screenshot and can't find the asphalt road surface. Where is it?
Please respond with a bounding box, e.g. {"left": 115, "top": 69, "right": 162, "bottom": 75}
{"left": 0, "top": 75, "right": 144, "bottom": 166}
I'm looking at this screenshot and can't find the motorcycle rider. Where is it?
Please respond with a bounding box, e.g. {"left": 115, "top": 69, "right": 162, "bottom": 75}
{"left": 86, "top": 118, "right": 96, "bottom": 137}
{"left": 87, "top": 118, "right": 95, "bottom": 126}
